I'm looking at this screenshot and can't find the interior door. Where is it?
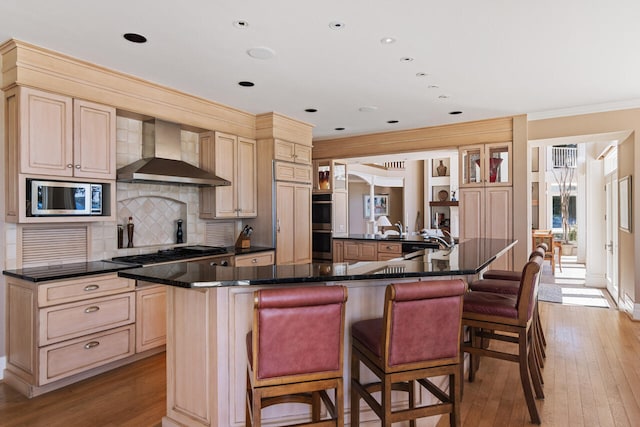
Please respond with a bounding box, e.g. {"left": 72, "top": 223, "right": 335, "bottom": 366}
{"left": 605, "top": 173, "right": 619, "bottom": 303}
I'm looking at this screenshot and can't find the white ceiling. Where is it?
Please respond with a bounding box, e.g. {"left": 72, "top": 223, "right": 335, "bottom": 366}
{"left": 3, "top": 0, "right": 640, "bottom": 140}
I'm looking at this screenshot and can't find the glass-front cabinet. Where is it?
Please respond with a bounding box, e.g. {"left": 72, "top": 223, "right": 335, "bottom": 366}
{"left": 313, "top": 160, "right": 346, "bottom": 192}
{"left": 460, "top": 142, "right": 511, "bottom": 187}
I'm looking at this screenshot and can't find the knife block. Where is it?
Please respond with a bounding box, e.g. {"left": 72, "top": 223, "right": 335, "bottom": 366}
{"left": 235, "top": 232, "right": 251, "bottom": 249}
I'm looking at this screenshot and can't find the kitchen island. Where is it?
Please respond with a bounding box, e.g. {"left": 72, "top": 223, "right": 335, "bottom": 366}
{"left": 118, "top": 238, "right": 515, "bottom": 427}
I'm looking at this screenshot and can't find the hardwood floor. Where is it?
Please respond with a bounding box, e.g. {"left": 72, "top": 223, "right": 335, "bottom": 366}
{"left": 2, "top": 302, "right": 640, "bottom": 426}
{"left": 0, "top": 353, "right": 166, "bottom": 427}
{"left": 441, "top": 302, "right": 640, "bottom": 427}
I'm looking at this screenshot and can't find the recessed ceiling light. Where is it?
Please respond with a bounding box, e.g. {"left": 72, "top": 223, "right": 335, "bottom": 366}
{"left": 329, "top": 21, "right": 345, "bottom": 30}
{"left": 238, "top": 81, "right": 255, "bottom": 87}
{"left": 416, "top": 72, "right": 428, "bottom": 77}
{"left": 449, "top": 111, "right": 463, "bottom": 115}
{"left": 438, "top": 95, "right": 450, "bottom": 99}
{"left": 387, "top": 120, "right": 399, "bottom": 124}
{"left": 335, "top": 127, "right": 345, "bottom": 131}
{"left": 247, "top": 47, "right": 276, "bottom": 60}
{"left": 123, "top": 33, "right": 147, "bottom": 43}
{"left": 427, "top": 85, "right": 439, "bottom": 89}
{"left": 305, "top": 108, "right": 318, "bottom": 113}
{"left": 358, "top": 106, "right": 378, "bottom": 113}
{"left": 233, "top": 20, "right": 249, "bottom": 29}
{"left": 380, "top": 37, "right": 396, "bottom": 44}
{"left": 400, "top": 57, "right": 414, "bottom": 62}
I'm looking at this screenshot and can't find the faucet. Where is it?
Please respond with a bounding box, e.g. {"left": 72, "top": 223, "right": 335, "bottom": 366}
{"left": 422, "top": 229, "right": 455, "bottom": 249}
{"left": 394, "top": 221, "right": 403, "bottom": 236}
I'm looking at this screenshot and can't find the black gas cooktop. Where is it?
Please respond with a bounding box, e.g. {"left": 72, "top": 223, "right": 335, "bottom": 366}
{"left": 112, "top": 245, "right": 228, "bottom": 266}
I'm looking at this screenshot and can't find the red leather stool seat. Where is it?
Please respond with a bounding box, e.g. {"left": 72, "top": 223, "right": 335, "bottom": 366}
{"left": 469, "top": 278, "right": 519, "bottom": 295}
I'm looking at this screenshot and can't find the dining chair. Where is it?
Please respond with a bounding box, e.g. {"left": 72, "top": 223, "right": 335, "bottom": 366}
{"left": 532, "top": 229, "right": 561, "bottom": 274}
{"left": 245, "top": 285, "right": 348, "bottom": 427}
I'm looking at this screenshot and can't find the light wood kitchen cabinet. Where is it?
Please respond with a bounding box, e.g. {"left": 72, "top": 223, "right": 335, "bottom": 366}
{"left": 72, "top": 99, "right": 117, "bottom": 179}
{"left": 234, "top": 250, "right": 275, "bottom": 267}
{"left": 332, "top": 240, "right": 344, "bottom": 262}
{"left": 4, "top": 274, "right": 138, "bottom": 397}
{"left": 343, "top": 241, "right": 378, "bottom": 261}
{"left": 7, "top": 87, "right": 116, "bottom": 178}
{"left": 276, "top": 181, "right": 312, "bottom": 265}
{"left": 274, "top": 161, "right": 312, "bottom": 184}
{"left": 377, "top": 241, "right": 402, "bottom": 260}
{"left": 135, "top": 284, "right": 167, "bottom": 353}
{"left": 199, "top": 131, "right": 257, "bottom": 218}
{"left": 459, "top": 186, "right": 513, "bottom": 270}
{"left": 459, "top": 142, "right": 513, "bottom": 269}
{"left": 4, "top": 86, "right": 117, "bottom": 223}
{"left": 333, "top": 239, "right": 402, "bottom": 262}
{"left": 459, "top": 142, "right": 512, "bottom": 187}
{"left": 274, "top": 139, "right": 312, "bottom": 164}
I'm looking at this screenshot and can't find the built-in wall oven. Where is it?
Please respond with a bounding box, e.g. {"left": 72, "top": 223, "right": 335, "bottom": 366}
{"left": 312, "top": 194, "right": 333, "bottom": 260}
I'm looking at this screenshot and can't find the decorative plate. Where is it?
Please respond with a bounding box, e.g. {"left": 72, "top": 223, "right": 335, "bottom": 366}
{"left": 438, "top": 190, "right": 449, "bottom": 201}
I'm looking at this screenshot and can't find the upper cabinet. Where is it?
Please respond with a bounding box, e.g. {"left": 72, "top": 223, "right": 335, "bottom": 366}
{"left": 274, "top": 139, "right": 312, "bottom": 164}
{"left": 15, "top": 87, "right": 116, "bottom": 179}
{"left": 72, "top": 99, "right": 117, "bottom": 179}
{"left": 4, "top": 86, "right": 117, "bottom": 223}
{"left": 313, "top": 160, "right": 346, "bottom": 193}
{"left": 199, "top": 131, "right": 257, "bottom": 219}
{"left": 459, "top": 142, "right": 511, "bottom": 187}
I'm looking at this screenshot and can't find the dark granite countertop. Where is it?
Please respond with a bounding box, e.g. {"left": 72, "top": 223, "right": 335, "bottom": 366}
{"left": 117, "top": 238, "right": 516, "bottom": 288}
{"left": 333, "top": 233, "right": 430, "bottom": 243}
{"left": 2, "top": 260, "right": 139, "bottom": 282}
{"left": 2, "top": 245, "right": 276, "bottom": 283}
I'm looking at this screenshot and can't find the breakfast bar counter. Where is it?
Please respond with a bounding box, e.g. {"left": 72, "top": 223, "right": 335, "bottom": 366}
{"left": 122, "top": 238, "right": 515, "bottom": 427}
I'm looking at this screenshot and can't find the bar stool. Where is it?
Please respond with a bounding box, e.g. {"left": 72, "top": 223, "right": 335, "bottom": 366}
{"left": 476, "top": 246, "right": 547, "bottom": 359}
{"left": 350, "top": 279, "right": 467, "bottom": 427}
{"left": 245, "top": 285, "right": 348, "bottom": 427}
{"left": 462, "top": 256, "right": 544, "bottom": 424}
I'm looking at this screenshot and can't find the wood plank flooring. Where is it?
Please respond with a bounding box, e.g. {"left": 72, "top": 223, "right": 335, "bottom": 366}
{"left": 2, "top": 302, "right": 640, "bottom": 426}
{"left": 0, "top": 353, "right": 166, "bottom": 427}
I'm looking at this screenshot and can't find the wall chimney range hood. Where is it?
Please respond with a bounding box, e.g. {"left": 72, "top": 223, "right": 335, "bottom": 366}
{"left": 117, "top": 119, "right": 230, "bottom": 187}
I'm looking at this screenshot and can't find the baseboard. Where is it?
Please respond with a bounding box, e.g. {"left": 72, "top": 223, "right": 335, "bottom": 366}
{"left": 0, "top": 356, "right": 5, "bottom": 381}
{"left": 621, "top": 293, "right": 640, "bottom": 320}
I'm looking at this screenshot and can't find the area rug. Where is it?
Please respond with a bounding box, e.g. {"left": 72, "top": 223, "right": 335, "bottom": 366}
{"left": 538, "top": 283, "right": 610, "bottom": 308}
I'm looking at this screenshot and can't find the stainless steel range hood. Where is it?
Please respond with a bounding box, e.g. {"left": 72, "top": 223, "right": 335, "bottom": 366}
{"left": 117, "top": 119, "right": 230, "bottom": 187}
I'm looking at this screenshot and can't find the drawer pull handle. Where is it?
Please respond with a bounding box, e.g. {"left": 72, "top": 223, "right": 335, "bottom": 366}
{"left": 252, "top": 258, "right": 258, "bottom": 263}
{"left": 84, "top": 306, "right": 100, "bottom": 313}
{"left": 84, "top": 341, "right": 100, "bottom": 350}
{"left": 84, "top": 284, "right": 99, "bottom": 291}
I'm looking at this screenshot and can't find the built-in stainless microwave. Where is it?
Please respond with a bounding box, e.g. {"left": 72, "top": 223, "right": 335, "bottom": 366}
{"left": 27, "top": 179, "right": 103, "bottom": 216}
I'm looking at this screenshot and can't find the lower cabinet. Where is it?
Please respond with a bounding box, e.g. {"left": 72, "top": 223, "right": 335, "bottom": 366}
{"left": 234, "top": 251, "right": 275, "bottom": 267}
{"left": 344, "top": 241, "right": 378, "bottom": 261}
{"left": 135, "top": 284, "right": 167, "bottom": 353}
{"left": 335, "top": 240, "right": 402, "bottom": 262}
{"left": 4, "top": 273, "right": 143, "bottom": 397}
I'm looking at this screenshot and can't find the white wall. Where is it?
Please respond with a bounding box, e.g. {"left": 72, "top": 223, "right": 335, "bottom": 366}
{"left": 0, "top": 52, "right": 6, "bottom": 373}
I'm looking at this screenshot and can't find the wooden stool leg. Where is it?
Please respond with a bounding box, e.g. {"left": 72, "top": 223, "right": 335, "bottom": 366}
{"left": 519, "top": 331, "right": 541, "bottom": 424}
{"left": 350, "top": 353, "right": 360, "bottom": 427}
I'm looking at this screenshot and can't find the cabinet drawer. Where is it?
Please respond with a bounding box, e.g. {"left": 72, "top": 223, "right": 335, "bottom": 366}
{"left": 377, "top": 242, "right": 402, "bottom": 254}
{"left": 39, "top": 292, "right": 135, "bottom": 346}
{"left": 39, "top": 325, "right": 134, "bottom": 385}
{"left": 38, "top": 274, "right": 135, "bottom": 307}
{"left": 274, "top": 162, "right": 312, "bottom": 184}
{"left": 235, "top": 251, "right": 275, "bottom": 267}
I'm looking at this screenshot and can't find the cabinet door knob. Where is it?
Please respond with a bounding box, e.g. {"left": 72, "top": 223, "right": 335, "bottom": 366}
{"left": 252, "top": 258, "right": 257, "bottom": 263}
{"left": 75, "top": 164, "right": 81, "bottom": 169}
{"left": 67, "top": 164, "right": 73, "bottom": 168}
